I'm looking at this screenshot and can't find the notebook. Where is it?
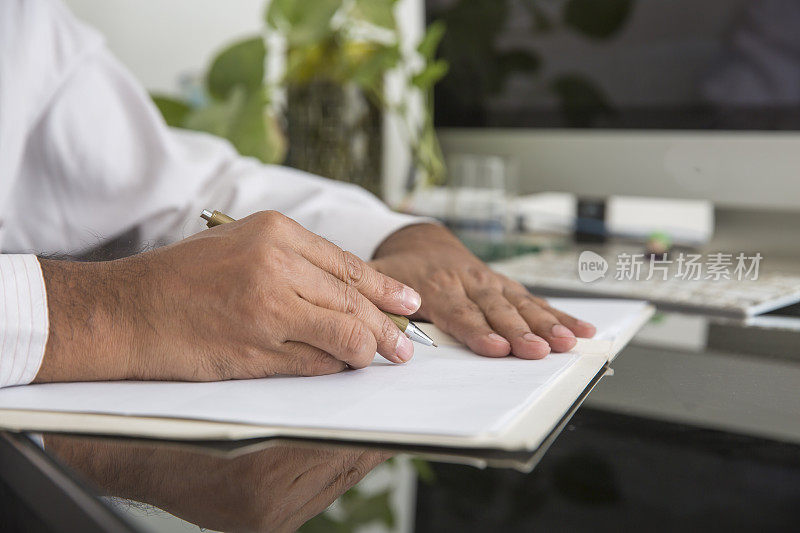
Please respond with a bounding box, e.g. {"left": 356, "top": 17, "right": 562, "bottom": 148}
{"left": 0, "top": 299, "right": 653, "bottom": 452}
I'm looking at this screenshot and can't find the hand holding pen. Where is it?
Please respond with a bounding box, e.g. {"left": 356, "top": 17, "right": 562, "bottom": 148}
{"left": 35, "top": 209, "right": 431, "bottom": 386}
{"left": 201, "top": 210, "right": 436, "bottom": 349}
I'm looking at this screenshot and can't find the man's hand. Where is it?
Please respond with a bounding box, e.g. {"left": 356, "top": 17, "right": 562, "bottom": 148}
{"left": 372, "top": 224, "right": 596, "bottom": 359}
{"left": 35, "top": 211, "right": 421, "bottom": 384}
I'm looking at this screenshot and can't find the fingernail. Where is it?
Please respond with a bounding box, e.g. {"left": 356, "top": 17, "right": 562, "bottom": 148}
{"left": 402, "top": 287, "right": 421, "bottom": 313}
{"left": 577, "top": 320, "right": 594, "bottom": 328}
{"left": 523, "top": 332, "right": 548, "bottom": 344}
{"left": 395, "top": 334, "right": 414, "bottom": 363}
{"left": 488, "top": 333, "right": 510, "bottom": 344}
{"left": 551, "top": 324, "right": 576, "bottom": 338}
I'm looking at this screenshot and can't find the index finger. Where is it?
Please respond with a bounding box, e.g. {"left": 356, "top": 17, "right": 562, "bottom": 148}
{"left": 288, "top": 223, "right": 421, "bottom": 315}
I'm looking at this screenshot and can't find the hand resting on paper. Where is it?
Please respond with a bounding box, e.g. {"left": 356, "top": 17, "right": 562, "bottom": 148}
{"left": 372, "top": 223, "right": 596, "bottom": 359}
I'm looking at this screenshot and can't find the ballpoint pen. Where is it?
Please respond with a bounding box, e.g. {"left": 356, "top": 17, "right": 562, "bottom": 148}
{"left": 200, "top": 209, "right": 438, "bottom": 347}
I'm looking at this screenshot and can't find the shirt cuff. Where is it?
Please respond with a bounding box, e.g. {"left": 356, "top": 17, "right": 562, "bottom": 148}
{"left": 345, "top": 211, "right": 439, "bottom": 261}
{"left": 0, "top": 255, "right": 49, "bottom": 388}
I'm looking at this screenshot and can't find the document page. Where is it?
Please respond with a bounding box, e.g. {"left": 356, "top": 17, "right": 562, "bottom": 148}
{"left": 0, "top": 299, "right": 648, "bottom": 438}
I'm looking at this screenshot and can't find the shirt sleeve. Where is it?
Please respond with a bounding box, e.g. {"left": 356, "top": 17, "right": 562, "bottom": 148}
{"left": 0, "top": 255, "right": 48, "bottom": 388}
{"left": 4, "top": 42, "right": 429, "bottom": 261}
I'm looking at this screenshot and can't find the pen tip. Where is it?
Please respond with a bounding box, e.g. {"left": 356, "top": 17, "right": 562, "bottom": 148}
{"left": 432, "top": 343, "right": 439, "bottom": 348}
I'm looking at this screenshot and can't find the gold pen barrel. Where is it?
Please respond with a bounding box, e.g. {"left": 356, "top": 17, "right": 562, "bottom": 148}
{"left": 386, "top": 312, "right": 436, "bottom": 347}
{"left": 201, "top": 209, "right": 236, "bottom": 228}
{"left": 385, "top": 312, "right": 410, "bottom": 333}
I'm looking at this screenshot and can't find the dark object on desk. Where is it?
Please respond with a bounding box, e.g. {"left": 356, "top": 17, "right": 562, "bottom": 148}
{"left": 574, "top": 198, "right": 607, "bottom": 243}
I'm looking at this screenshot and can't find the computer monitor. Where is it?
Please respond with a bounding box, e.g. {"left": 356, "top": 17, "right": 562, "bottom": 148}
{"left": 425, "top": 0, "right": 800, "bottom": 211}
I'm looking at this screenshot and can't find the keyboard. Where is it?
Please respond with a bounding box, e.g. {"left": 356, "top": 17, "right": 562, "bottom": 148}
{"left": 491, "top": 250, "right": 800, "bottom": 318}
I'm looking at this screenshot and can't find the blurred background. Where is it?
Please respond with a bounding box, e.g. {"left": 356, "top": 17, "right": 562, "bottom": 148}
{"left": 64, "top": 0, "right": 800, "bottom": 266}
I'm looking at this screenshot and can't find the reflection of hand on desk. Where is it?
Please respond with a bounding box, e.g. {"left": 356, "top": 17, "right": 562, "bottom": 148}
{"left": 44, "top": 434, "right": 391, "bottom": 533}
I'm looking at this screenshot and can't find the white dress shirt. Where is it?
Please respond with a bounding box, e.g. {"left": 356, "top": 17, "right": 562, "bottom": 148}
{"left": 0, "top": 0, "right": 423, "bottom": 388}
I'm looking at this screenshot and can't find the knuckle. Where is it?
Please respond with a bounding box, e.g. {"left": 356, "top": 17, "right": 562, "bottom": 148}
{"left": 339, "top": 322, "right": 374, "bottom": 364}
{"left": 341, "top": 322, "right": 368, "bottom": 354}
{"left": 252, "top": 210, "right": 294, "bottom": 240}
{"left": 256, "top": 210, "right": 285, "bottom": 227}
{"left": 344, "top": 460, "right": 371, "bottom": 486}
{"left": 380, "top": 275, "right": 404, "bottom": 299}
{"left": 467, "top": 266, "right": 499, "bottom": 287}
{"left": 531, "top": 295, "right": 549, "bottom": 306}
{"left": 340, "top": 250, "right": 365, "bottom": 286}
{"left": 379, "top": 316, "right": 399, "bottom": 344}
{"left": 503, "top": 280, "right": 530, "bottom": 298}
{"left": 428, "top": 269, "right": 458, "bottom": 289}
{"left": 329, "top": 453, "right": 375, "bottom": 491}
{"left": 485, "top": 297, "right": 516, "bottom": 316}
{"left": 450, "top": 301, "right": 477, "bottom": 319}
{"left": 340, "top": 285, "right": 362, "bottom": 315}
{"left": 517, "top": 296, "right": 544, "bottom": 314}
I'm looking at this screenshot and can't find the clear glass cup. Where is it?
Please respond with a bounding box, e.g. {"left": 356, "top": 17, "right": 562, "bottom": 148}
{"left": 446, "top": 154, "right": 518, "bottom": 261}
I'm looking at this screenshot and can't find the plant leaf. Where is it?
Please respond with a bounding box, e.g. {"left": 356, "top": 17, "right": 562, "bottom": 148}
{"left": 151, "top": 95, "right": 191, "bottom": 127}
{"left": 184, "top": 88, "right": 286, "bottom": 164}
{"left": 350, "top": 44, "right": 401, "bottom": 88}
{"left": 228, "top": 91, "right": 287, "bottom": 164}
{"left": 266, "top": 0, "right": 343, "bottom": 47}
{"left": 411, "top": 60, "right": 449, "bottom": 90}
{"left": 411, "top": 458, "right": 436, "bottom": 483}
{"left": 563, "top": 0, "right": 633, "bottom": 39}
{"left": 417, "top": 20, "right": 447, "bottom": 61}
{"left": 183, "top": 89, "right": 244, "bottom": 138}
{"left": 352, "top": 0, "right": 397, "bottom": 29}
{"left": 285, "top": 43, "right": 328, "bottom": 84}
{"left": 207, "top": 36, "right": 266, "bottom": 100}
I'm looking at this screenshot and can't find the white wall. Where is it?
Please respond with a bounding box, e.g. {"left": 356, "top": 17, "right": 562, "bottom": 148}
{"left": 63, "top": 0, "right": 266, "bottom": 93}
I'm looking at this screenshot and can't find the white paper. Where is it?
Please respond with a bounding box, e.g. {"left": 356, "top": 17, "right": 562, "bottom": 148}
{"left": 0, "top": 299, "right": 648, "bottom": 438}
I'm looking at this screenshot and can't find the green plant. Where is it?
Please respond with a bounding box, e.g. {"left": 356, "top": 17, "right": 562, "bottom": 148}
{"left": 153, "top": 0, "right": 449, "bottom": 188}
{"left": 267, "top": 0, "right": 449, "bottom": 188}
{"left": 153, "top": 34, "right": 287, "bottom": 165}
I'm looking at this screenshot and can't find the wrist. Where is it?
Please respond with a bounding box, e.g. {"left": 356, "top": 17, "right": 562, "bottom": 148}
{"left": 35, "top": 259, "right": 139, "bottom": 383}
{"left": 373, "top": 222, "right": 466, "bottom": 260}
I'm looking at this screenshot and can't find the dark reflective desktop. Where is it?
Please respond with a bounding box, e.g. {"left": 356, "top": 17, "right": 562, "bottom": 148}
{"left": 3, "top": 308, "right": 800, "bottom": 532}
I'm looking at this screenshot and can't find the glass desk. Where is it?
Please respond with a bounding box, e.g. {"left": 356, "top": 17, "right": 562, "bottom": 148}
{"left": 2, "top": 309, "right": 800, "bottom": 532}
